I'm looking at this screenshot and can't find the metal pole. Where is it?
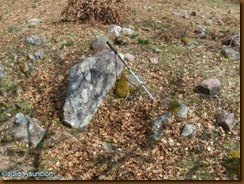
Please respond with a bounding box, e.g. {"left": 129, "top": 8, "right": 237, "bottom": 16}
{"left": 107, "top": 41, "right": 157, "bottom": 103}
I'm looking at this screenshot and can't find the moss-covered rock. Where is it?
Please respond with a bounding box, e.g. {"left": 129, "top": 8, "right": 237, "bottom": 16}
{"left": 168, "top": 100, "right": 180, "bottom": 114}
{"left": 115, "top": 75, "right": 135, "bottom": 98}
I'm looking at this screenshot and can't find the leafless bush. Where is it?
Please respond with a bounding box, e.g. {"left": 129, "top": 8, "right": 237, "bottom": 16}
{"left": 61, "top": 0, "right": 131, "bottom": 25}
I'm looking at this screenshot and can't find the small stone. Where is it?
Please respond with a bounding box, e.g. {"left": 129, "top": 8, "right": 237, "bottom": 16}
{"left": 204, "top": 19, "right": 213, "bottom": 26}
{"left": 152, "top": 112, "right": 171, "bottom": 130}
{"left": 28, "top": 18, "right": 40, "bottom": 26}
{"left": 198, "top": 78, "right": 221, "bottom": 96}
{"left": 26, "top": 35, "right": 44, "bottom": 46}
{"left": 28, "top": 50, "right": 44, "bottom": 61}
{"left": 0, "top": 64, "right": 4, "bottom": 79}
{"left": 176, "top": 102, "right": 188, "bottom": 118}
{"left": 194, "top": 27, "right": 208, "bottom": 38}
{"left": 91, "top": 35, "right": 109, "bottom": 54}
{"left": 217, "top": 111, "right": 236, "bottom": 131}
{"left": 149, "top": 57, "right": 158, "bottom": 64}
{"left": 101, "top": 142, "right": 117, "bottom": 153}
{"left": 122, "top": 27, "right": 134, "bottom": 36}
{"left": 181, "top": 124, "right": 196, "bottom": 137}
{"left": 221, "top": 47, "right": 240, "bottom": 60}
{"left": 124, "top": 53, "right": 135, "bottom": 62}
{"left": 148, "top": 130, "right": 162, "bottom": 141}
{"left": 107, "top": 25, "right": 122, "bottom": 39}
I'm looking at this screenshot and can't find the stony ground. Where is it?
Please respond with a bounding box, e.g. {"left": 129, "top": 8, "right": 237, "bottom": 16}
{"left": 0, "top": 0, "right": 240, "bottom": 180}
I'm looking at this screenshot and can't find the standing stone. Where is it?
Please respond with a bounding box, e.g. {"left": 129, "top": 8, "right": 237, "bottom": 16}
{"left": 197, "top": 78, "right": 221, "bottom": 96}
{"left": 13, "top": 113, "right": 46, "bottom": 147}
{"left": 63, "top": 51, "right": 124, "bottom": 128}
{"left": 0, "top": 64, "right": 4, "bottom": 79}
{"left": 217, "top": 111, "right": 236, "bottom": 131}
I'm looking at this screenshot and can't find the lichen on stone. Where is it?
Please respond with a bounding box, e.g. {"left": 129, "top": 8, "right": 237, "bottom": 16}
{"left": 168, "top": 99, "right": 180, "bottom": 114}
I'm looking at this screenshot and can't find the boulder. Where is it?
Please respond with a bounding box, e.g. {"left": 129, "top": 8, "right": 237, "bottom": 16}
{"left": 197, "top": 78, "right": 221, "bottom": 96}
{"left": 13, "top": 113, "right": 46, "bottom": 147}
{"left": 63, "top": 51, "right": 124, "bottom": 128}
{"left": 217, "top": 111, "right": 236, "bottom": 131}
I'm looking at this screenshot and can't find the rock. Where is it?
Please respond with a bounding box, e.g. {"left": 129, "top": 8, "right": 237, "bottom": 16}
{"left": 26, "top": 35, "right": 44, "bottom": 46}
{"left": 124, "top": 53, "right": 135, "bottom": 62}
{"left": 13, "top": 113, "right": 46, "bottom": 147}
{"left": 194, "top": 26, "right": 208, "bottom": 38}
{"left": 181, "top": 124, "right": 196, "bottom": 137}
{"left": 197, "top": 78, "right": 221, "bottom": 96}
{"left": 63, "top": 51, "right": 124, "bottom": 128}
{"left": 204, "top": 19, "right": 213, "bottom": 26}
{"left": 221, "top": 47, "right": 240, "bottom": 60}
{"left": 107, "top": 25, "right": 122, "bottom": 39}
{"left": 148, "top": 130, "right": 162, "bottom": 141}
{"left": 217, "top": 111, "right": 236, "bottom": 131}
{"left": 122, "top": 27, "right": 134, "bottom": 36}
{"left": 222, "top": 36, "right": 240, "bottom": 49}
{"left": 0, "top": 64, "right": 4, "bottom": 79}
{"left": 91, "top": 35, "right": 109, "bottom": 54}
{"left": 176, "top": 102, "right": 188, "bottom": 118}
{"left": 160, "top": 97, "right": 173, "bottom": 108}
{"left": 28, "top": 50, "right": 44, "bottom": 61}
{"left": 28, "top": 18, "right": 40, "bottom": 26}
{"left": 152, "top": 112, "right": 171, "bottom": 130}
{"left": 101, "top": 142, "right": 117, "bottom": 153}
{"left": 149, "top": 57, "right": 158, "bottom": 64}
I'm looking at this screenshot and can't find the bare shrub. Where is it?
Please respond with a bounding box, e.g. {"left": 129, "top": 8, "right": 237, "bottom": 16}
{"left": 61, "top": 0, "right": 131, "bottom": 25}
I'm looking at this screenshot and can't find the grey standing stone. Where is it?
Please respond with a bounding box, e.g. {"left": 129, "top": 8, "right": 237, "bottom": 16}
{"left": 0, "top": 64, "right": 4, "bottom": 79}
{"left": 197, "top": 78, "right": 221, "bottom": 96}
{"left": 181, "top": 124, "right": 196, "bottom": 137}
{"left": 217, "top": 111, "right": 236, "bottom": 131}
{"left": 26, "top": 35, "right": 44, "bottom": 46}
{"left": 63, "top": 51, "right": 124, "bottom": 128}
{"left": 221, "top": 47, "right": 240, "bottom": 60}
{"left": 13, "top": 113, "right": 46, "bottom": 147}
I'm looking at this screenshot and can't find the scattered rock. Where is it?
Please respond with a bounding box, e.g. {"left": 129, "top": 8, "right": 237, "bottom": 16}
{"left": 181, "top": 37, "right": 196, "bottom": 45}
{"left": 221, "top": 47, "right": 240, "bottom": 60}
{"left": 26, "top": 34, "right": 44, "bottom": 46}
{"left": 28, "top": 50, "right": 44, "bottom": 61}
{"left": 168, "top": 101, "right": 188, "bottom": 118}
{"left": 204, "top": 19, "right": 213, "bottom": 26}
{"left": 197, "top": 78, "right": 221, "bottom": 96}
{"left": 91, "top": 35, "right": 109, "bottom": 54}
{"left": 107, "top": 24, "right": 122, "bottom": 39}
{"left": 152, "top": 112, "right": 171, "bottom": 130}
{"left": 149, "top": 57, "right": 158, "bottom": 64}
{"left": 217, "top": 111, "right": 236, "bottom": 131}
{"left": 124, "top": 53, "right": 135, "bottom": 62}
{"left": 101, "top": 142, "right": 117, "bottom": 153}
{"left": 176, "top": 102, "right": 188, "bottom": 118}
{"left": 63, "top": 51, "right": 124, "bottom": 128}
{"left": 28, "top": 18, "right": 40, "bottom": 26}
{"left": 122, "top": 27, "right": 134, "bottom": 36}
{"left": 148, "top": 130, "right": 162, "bottom": 141}
{"left": 222, "top": 36, "right": 240, "bottom": 49}
{"left": 13, "top": 113, "right": 46, "bottom": 147}
{"left": 194, "top": 26, "right": 208, "bottom": 38}
{"left": 181, "top": 124, "right": 196, "bottom": 137}
{"left": 0, "top": 64, "right": 4, "bottom": 79}
{"left": 160, "top": 97, "right": 173, "bottom": 108}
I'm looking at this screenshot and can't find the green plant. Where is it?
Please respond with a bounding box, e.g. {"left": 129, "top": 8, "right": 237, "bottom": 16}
{"left": 129, "top": 33, "right": 139, "bottom": 39}
{"left": 8, "top": 26, "right": 18, "bottom": 33}
{"left": 138, "top": 38, "right": 149, "bottom": 45}
{"left": 115, "top": 75, "right": 135, "bottom": 98}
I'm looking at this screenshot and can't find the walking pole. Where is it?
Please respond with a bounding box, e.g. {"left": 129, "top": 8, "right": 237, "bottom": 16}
{"left": 106, "top": 41, "right": 157, "bottom": 103}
